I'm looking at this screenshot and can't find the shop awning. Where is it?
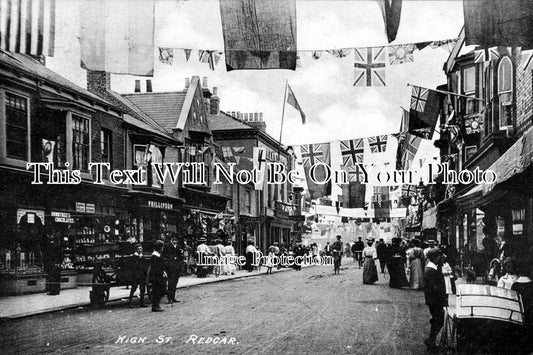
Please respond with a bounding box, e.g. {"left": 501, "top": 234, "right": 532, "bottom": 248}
{"left": 483, "top": 126, "right": 533, "bottom": 195}
{"left": 456, "top": 184, "right": 483, "bottom": 212}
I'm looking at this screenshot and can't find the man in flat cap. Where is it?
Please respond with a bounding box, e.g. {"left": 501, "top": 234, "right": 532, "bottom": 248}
{"left": 423, "top": 247, "right": 447, "bottom": 352}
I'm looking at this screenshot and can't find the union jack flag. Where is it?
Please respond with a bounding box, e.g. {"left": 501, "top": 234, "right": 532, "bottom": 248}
{"left": 448, "top": 125, "right": 462, "bottom": 147}
{"left": 474, "top": 47, "right": 499, "bottom": 63}
{"left": 410, "top": 86, "right": 429, "bottom": 112}
{"left": 344, "top": 164, "right": 366, "bottom": 182}
{"left": 368, "top": 135, "right": 388, "bottom": 153}
{"left": 402, "top": 184, "right": 417, "bottom": 197}
{"left": 340, "top": 138, "right": 364, "bottom": 166}
{"left": 401, "top": 133, "right": 422, "bottom": 169}
{"left": 301, "top": 143, "right": 325, "bottom": 167}
{"left": 354, "top": 47, "right": 386, "bottom": 87}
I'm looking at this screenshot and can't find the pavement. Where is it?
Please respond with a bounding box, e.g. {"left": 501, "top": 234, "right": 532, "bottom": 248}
{"left": 0, "top": 265, "right": 295, "bottom": 320}
{"left": 0, "top": 261, "right": 462, "bottom": 321}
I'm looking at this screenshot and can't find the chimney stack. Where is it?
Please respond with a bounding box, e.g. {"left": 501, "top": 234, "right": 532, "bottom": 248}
{"left": 241, "top": 112, "right": 267, "bottom": 132}
{"left": 134, "top": 80, "right": 141, "bottom": 93}
{"left": 185, "top": 77, "right": 190, "bottom": 89}
{"left": 210, "top": 87, "right": 220, "bottom": 115}
{"left": 146, "top": 80, "right": 152, "bottom": 93}
{"left": 87, "top": 70, "right": 111, "bottom": 99}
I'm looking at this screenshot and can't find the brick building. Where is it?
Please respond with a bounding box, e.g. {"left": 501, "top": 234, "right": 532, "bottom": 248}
{"left": 435, "top": 28, "right": 533, "bottom": 268}
{"left": 208, "top": 109, "right": 298, "bottom": 255}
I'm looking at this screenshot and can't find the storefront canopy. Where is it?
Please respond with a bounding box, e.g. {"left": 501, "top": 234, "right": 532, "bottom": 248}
{"left": 483, "top": 127, "right": 533, "bottom": 195}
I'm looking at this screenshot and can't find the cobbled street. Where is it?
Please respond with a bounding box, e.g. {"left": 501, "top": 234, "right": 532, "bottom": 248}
{"left": 1, "top": 260, "right": 430, "bottom": 355}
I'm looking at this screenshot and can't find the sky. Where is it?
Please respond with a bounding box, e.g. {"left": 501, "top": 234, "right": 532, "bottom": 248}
{"left": 46, "top": 0, "right": 465, "bottom": 152}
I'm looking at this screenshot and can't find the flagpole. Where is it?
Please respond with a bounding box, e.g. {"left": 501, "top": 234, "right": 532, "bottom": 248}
{"left": 407, "top": 83, "right": 484, "bottom": 101}
{"left": 279, "top": 80, "right": 289, "bottom": 145}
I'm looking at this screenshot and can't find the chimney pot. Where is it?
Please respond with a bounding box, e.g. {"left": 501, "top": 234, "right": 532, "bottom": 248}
{"left": 202, "top": 77, "right": 208, "bottom": 88}
{"left": 185, "top": 78, "right": 190, "bottom": 89}
{"left": 146, "top": 80, "right": 152, "bottom": 93}
{"left": 259, "top": 113, "right": 264, "bottom": 121}
{"left": 237, "top": 112, "right": 242, "bottom": 120}
{"left": 212, "top": 87, "right": 218, "bottom": 95}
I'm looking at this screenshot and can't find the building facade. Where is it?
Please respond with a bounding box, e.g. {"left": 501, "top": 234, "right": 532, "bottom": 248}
{"left": 435, "top": 29, "right": 533, "bottom": 269}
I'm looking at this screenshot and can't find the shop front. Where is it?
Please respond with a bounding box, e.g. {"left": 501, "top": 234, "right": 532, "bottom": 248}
{"left": 124, "top": 191, "right": 184, "bottom": 244}
{"left": 0, "top": 169, "right": 127, "bottom": 295}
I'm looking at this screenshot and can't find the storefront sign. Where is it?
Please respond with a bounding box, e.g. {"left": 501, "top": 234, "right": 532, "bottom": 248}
{"left": 148, "top": 200, "right": 173, "bottom": 210}
{"left": 51, "top": 211, "right": 74, "bottom": 224}
{"left": 76, "top": 202, "right": 86, "bottom": 213}
{"left": 86, "top": 204, "right": 95, "bottom": 214}
{"left": 16, "top": 209, "right": 45, "bottom": 225}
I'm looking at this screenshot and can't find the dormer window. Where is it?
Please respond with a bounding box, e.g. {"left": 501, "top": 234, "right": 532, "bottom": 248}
{"left": 498, "top": 57, "right": 513, "bottom": 129}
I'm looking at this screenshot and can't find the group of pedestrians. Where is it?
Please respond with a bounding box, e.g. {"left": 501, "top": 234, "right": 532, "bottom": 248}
{"left": 126, "top": 235, "right": 185, "bottom": 312}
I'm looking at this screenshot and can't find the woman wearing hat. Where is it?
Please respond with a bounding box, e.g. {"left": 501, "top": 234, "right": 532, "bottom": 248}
{"left": 362, "top": 237, "right": 378, "bottom": 284}
{"left": 388, "top": 238, "right": 409, "bottom": 289}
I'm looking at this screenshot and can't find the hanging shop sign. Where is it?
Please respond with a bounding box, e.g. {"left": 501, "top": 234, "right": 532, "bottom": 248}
{"left": 51, "top": 211, "right": 75, "bottom": 224}
{"left": 86, "top": 204, "right": 95, "bottom": 214}
{"left": 16, "top": 209, "right": 45, "bottom": 225}
{"left": 76, "top": 202, "right": 86, "bottom": 213}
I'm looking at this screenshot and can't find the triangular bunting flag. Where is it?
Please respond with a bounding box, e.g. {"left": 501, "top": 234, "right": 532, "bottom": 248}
{"left": 184, "top": 49, "right": 192, "bottom": 61}
{"left": 377, "top": 0, "right": 403, "bottom": 43}
{"left": 327, "top": 49, "right": 352, "bottom": 58}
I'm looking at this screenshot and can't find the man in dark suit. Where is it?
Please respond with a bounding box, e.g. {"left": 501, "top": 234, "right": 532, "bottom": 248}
{"left": 163, "top": 235, "right": 183, "bottom": 304}
{"left": 148, "top": 240, "right": 166, "bottom": 312}
{"left": 128, "top": 244, "right": 148, "bottom": 308}
{"left": 353, "top": 237, "right": 365, "bottom": 268}
{"left": 423, "top": 247, "right": 447, "bottom": 353}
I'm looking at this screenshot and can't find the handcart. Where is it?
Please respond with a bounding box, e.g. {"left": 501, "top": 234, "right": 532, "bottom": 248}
{"left": 440, "top": 284, "right": 524, "bottom": 354}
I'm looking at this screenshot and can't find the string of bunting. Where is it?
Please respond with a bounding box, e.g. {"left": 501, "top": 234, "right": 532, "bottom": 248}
{"left": 155, "top": 37, "right": 459, "bottom": 73}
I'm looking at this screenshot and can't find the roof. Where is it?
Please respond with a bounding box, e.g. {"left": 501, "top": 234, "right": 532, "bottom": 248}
{"left": 0, "top": 51, "right": 107, "bottom": 105}
{"left": 107, "top": 91, "right": 170, "bottom": 137}
{"left": 122, "top": 91, "right": 187, "bottom": 132}
{"left": 207, "top": 111, "right": 255, "bottom": 131}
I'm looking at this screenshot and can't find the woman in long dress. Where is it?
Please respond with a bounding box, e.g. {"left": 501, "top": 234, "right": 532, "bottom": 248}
{"left": 407, "top": 239, "right": 424, "bottom": 290}
{"left": 362, "top": 237, "right": 378, "bottom": 284}
{"left": 388, "top": 238, "right": 409, "bottom": 288}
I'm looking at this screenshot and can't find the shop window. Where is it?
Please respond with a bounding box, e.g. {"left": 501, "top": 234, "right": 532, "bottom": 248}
{"left": 245, "top": 189, "right": 251, "bottom": 214}
{"left": 498, "top": 57, "right": 513, "bottom": 129}
{"left": 5, "top": 92, "right": 29, "bottom": 161}
{"left": 132, "top": 143, "right": 162, "bottom": 188}
{"left": 100, "top": 129, "right": 112, "bottom": 177}
{"left": 72, "top": 115, "right": 90, "bottom": 171}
